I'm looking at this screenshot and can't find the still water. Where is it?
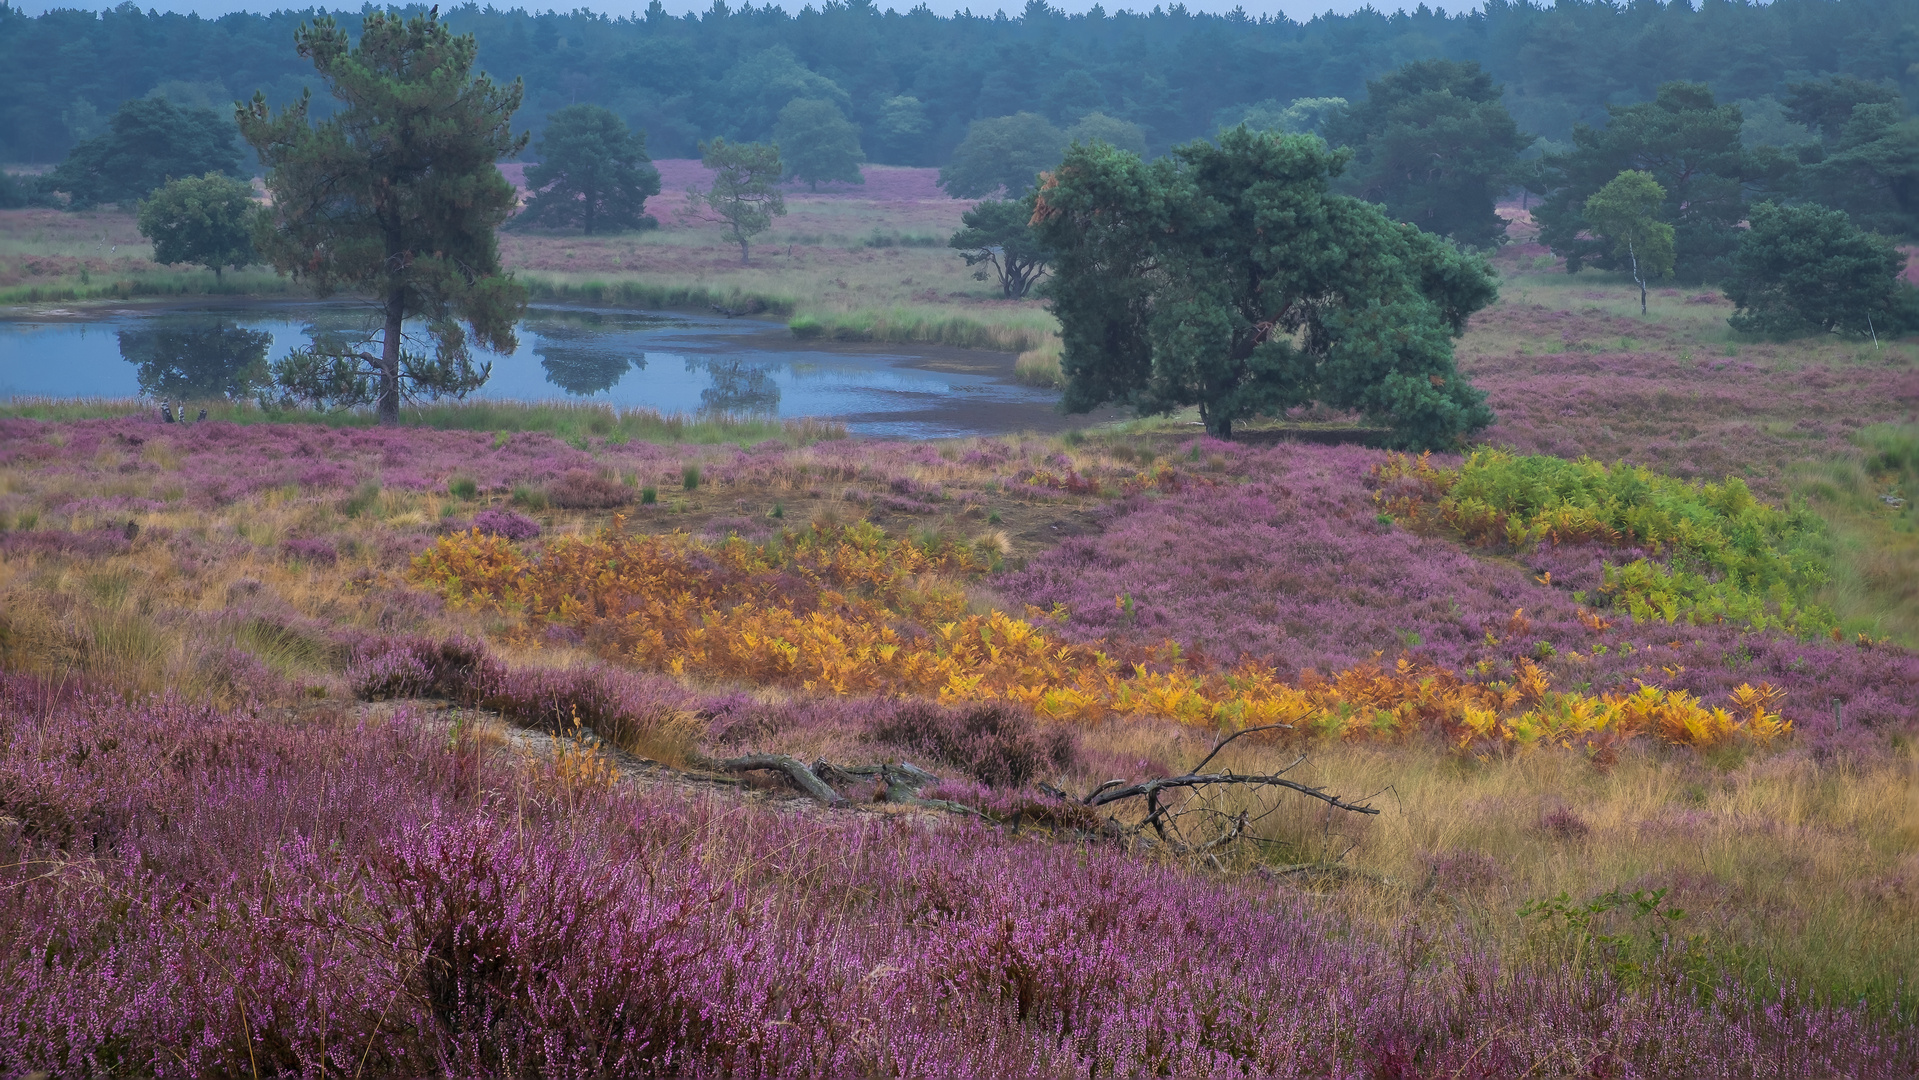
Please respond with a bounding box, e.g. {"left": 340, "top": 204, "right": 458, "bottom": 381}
{"left": 0, "top": 302, "right": 1069, "bottom": 440}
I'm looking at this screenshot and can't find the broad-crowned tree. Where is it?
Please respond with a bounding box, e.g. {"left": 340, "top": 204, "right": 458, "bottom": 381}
{"left": 238, "top": 9, "right": 527, "bottom": 424}
{"left": 1727, "top": 201, "right": 1910, "bottom": 339}
{"left": 773, "top": 98, "right": 865, "bottom": 190}
{"left": 1323, "top": 60, "right": 1531, "bottom": 248}
{"left": 50, "top": 98, "right": 243, "bottom": 209}
{"left": 690, "top": 137, "right": 785, "bottom": 263}
{"left": 517, "top": 104, "right": 661, "bottom": 235}
{"left": 1033, "top": 128, "right": 1497, "bottom": 447}
{"left": 938, "top": 113, "right": 1066, "bottom": 198}
{"left": 137, "top": 172, "right": 256, "bottom": 279}
{"left": 949, "top": 194, "right": 1049, "bottom": 299}
{"left": 1581, "top": 170, "right": 1675, "bottom": 315}
{"left": 1533, "top": 83, "right": 1755, "bottom": 282}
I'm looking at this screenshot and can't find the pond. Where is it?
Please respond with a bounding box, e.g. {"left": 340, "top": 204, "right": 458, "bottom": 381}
{"left": 0, "top": 301, "right": 1079, "bottom": 440}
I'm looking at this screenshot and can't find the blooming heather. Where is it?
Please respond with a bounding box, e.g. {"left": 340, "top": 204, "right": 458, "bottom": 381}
{"left": 1, "top": 677, "right": 1913, "bottom": 1076}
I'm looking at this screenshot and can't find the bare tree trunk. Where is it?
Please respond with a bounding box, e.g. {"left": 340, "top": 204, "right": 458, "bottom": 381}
{"left": 379, "top": 290, "right": 404, "bottom": 425}
{"left": 1629, "top": 238, "right": 1647, "bottom": 316}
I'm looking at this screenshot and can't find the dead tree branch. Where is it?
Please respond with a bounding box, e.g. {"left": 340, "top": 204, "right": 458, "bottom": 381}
{"left": 1086, "top": 771, "right": 1381, "bottom": 816}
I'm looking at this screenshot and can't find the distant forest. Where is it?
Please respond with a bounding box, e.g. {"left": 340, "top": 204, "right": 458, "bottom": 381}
{"left": 1, "top": 0, "right": 1915, "bottom": 164}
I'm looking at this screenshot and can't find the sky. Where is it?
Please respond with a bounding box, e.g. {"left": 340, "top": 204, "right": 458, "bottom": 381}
{"left": 6, "top": 0, "right": 1424, "bottom": 22}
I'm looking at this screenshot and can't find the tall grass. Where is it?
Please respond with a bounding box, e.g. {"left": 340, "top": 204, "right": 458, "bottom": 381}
{"left": 0, "top": 268, "right": 291, "bottom": 304}
{"left": 1796, "top": 423, "right": 1919, "bottom": 647}
{"left": 788, "top": 304, "right": 1054, "bottom": 352}
{"left": 0, "top": 397, "right": 846, "bottom": 446}
{"left": 520, "top": 273, "right": 798, "bottom": 316}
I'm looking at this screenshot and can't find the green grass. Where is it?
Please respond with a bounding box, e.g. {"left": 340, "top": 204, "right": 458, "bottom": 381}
{"left": 520, "top": 273, "right": 799, "bottom": 317}
{"left": 0, "top": 268, "right": 291, "bottom": 304}
{"left": 1794, "top": 424, "right": 1919, "bottom": 647}
{"left": 0, "top": 397, "right": 846, "bottom": 447}
{"left": 787, "top": 304, "right": 1054, "bottom": 351}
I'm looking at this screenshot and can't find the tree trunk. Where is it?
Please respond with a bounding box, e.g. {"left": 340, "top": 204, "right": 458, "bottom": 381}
{"left": 1629, "top": 238, "right": 1647, "bottom": 316}
{"left": 739, "top": 237, "right": 750, "bottom": 264}
{"left": 379, "top": 290, "right": 404, "bottom": 425}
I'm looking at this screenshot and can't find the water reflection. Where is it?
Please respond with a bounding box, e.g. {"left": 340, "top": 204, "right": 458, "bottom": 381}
{"left": 695, "top": 358, "right": 781, "bottom": 415}
{"left": 117, "top": 322, "right": 273, "bottom": 400}
{"left": 536, "top": 332, "right": 646, "bottom": 396}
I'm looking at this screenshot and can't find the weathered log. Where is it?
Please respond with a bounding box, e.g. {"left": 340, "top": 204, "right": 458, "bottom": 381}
{"left": 714, "top": 753, "right": 846, "bottom": 805}
{"left": 1087, "top": 771, "right": 1379, "bottom": 816}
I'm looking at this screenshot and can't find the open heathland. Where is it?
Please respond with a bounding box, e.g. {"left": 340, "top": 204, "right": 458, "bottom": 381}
{"left": 6, "top": 165, "right": 1919, "bottom": 1073}
{"left": 3, "top": 378, "right": 1919, "bottom": 1071}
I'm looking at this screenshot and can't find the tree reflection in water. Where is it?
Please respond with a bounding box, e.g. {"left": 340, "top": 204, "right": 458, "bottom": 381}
{"left": 118, "top": 321, "right": 274, "bottom": 401}
{"left": 696, "top": 357, "right": 780, "bottom": 416}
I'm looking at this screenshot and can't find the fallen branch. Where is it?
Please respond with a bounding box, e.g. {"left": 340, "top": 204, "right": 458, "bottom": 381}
{"left": 1087, "top": 771, "right": 1380, "bottom": 816}
{"left": 713, "top": 753, "right": 847, "bottom": 806}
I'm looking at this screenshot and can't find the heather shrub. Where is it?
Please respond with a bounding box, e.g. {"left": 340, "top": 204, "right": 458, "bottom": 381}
{"left": 546, "top": 468, "right": 631, "bottom": 509}
{"left": 870, "top": 701, "right": 1076, "bottom": 787}
{"left": 281, "top": 536, "right": 338, "bottom": 565}
{"left": 470, "top": 506, "right": 541, "bottom": 541}
{"left": 347, "top": 635, "right": 501, "bottom": 703}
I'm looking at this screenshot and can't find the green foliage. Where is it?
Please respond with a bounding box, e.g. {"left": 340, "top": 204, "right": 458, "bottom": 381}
{"left": 1581, "top": 170, "right": 1675, "bottom": 314}
{"left": 690, "top": 137, "right": 785, "bottom": 264}
{"left": 773, "top": 98, "right": 865, "bottom": 190}
{"left": 948, "top": 194, "right": 1050, "bottom": 300}
{"left": 1217, "top": 97, "right": 1346, "bottom": 137}
{"left": 1726, "top": 202, "right": 1908, "bottom": 339}
{"left": 1534, "top": 84, "right": 1754, "bottom": 283}
{"left": 938, "top": 113, "right": 1066, "bottom": 198}
{"left": 1064, "top": 112, "right": 1147, "bottom": 157}
{"left": 449, "top": 477, "right": 478, "bottom": 500}
{"left": 713, "top": 45, "right": 850, "bottom": 142}
{"left": 1434, "top": 449, "right": 1835, "bottom": 635}
{"left": 1785, "top": 78, "right": 1919, "bottom": 240}
{"left": 0, "top": 170, "right": 34, "bottom": 209}
{"left": 239, "top": 9, "right": 527, "bottom": 424}
{"left": 1520, "top": 887, "right": 1703, "bottom": 989}
{"left": 1323, "top": 60, "right": 1532, "bottom": 248}
{"left": 136, "top": 172, "right": 257, "bottom": 279}
{"left": 1033, "top": 129, "right": 1497, "bottom": 447}
{"left": 46, "top": 97, "right": 242, "bottom": 209}
{"left": 682, "top": 464, "right": 701, "bottom": 491}
{"left": 516, "top": 105, "right": 661, "bottom": 235}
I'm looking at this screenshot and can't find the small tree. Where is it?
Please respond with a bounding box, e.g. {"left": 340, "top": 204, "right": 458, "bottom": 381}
{"left": 1727, "top": 201, "right": 1907, "bottom": 338}
{"left": 938, "top": 113, "right": 1067, "bottom": 198}
{"left": 773, "top": 99, "right": 865, "bottom": 190}
{"left": 1033, "top": 130, "right": 1497, "bottom": 446}
{"left": 516, "top": 105, "right": 661, "bottom": 235}
{"left": 49, "top": 97, "right": 244, "bottom": 209}
{"left": 1581, "top": 170, "right": 1675, "bottom": 314}
{"left": 137, "top": 172, "right": 256, "bottom": 280}
{"left": 949, "top": 195, "right": 1049, "bottom": 299}
{"left": 690, "top": 138, "right": 785, "bottom": 263}
{"left": 239, "top": 10, "right": 527, "bottom": 424}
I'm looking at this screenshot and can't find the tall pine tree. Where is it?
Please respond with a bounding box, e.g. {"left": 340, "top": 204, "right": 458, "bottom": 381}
{"left": 239, "top": 9, "right": 527, "bottom": 423}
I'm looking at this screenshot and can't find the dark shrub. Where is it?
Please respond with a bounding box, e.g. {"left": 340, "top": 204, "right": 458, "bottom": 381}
{"left": 471, "top": 508, "right": 541, "bottom": 541}
{"left": 547, "top": 470, "right": 631, "bottom": 510}
{"left": 348, "top": 636, "right": 502, "bottom": 703}
{"left": 282, "top": 537, "right": 339, "bottom": 566}
{"left": 869, "top": 701, "right": 1076, "bottom": 787}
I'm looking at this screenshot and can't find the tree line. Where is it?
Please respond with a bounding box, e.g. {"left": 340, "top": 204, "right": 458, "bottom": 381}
{"left": 1, "top": 0, "right": 1914, "bottom": 167}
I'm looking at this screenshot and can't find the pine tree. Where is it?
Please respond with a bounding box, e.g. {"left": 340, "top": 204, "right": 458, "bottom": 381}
{"left": 238, "top": 9, "right": 527, "bottom": 424}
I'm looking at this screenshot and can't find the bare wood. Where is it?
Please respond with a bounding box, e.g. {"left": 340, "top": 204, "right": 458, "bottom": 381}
{"left": 715, "top": 753, "right": 846, "bottom": 806}
{"left": 1189, "top": 723, "right": 1300, "bottom": 776}
{"left": 1088, "top": 771, "right": 1380, "bottom": 816}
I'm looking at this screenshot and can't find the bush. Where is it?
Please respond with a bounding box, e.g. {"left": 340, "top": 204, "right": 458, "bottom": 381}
{"left": 282, "top": 537, "right": 339, "bottom": 566}
{"left": 546, "top": 470, "right": 630, "bottom": 510}
{"left": 868, "top": 701, "right": 1076, "bottom": 788}
{"left": 1726, "top": 202, "right": 1908, "bottom": 338}
{"left": 347, "top": 635, "right": 501, "bottom": 702}
{"left": 471, "top": 508, "right": 541, "bottom": 541}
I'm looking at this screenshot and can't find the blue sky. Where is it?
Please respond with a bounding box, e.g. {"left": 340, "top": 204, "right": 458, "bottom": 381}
{"left": 7, "top": 1, "right": 1423, "bottom": 22}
